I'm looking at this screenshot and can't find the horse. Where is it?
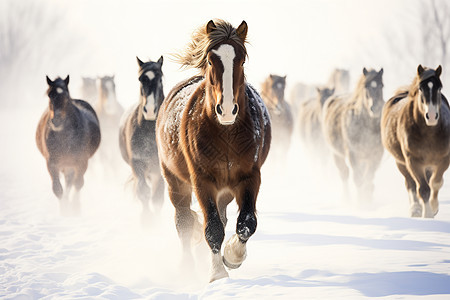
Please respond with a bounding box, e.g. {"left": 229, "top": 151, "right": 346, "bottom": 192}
{"left": 36, "top": 75, "right": 101, "bottom": 215}
{"left": 260, "top": 74, "right": 293, "bottom": 166}
{"left": 296, "top": 87, "right": 335, "bottom": 158}
{"left": 80, "top": 76, "right": 97, "bottom": 104}
{"left": 322, "top": 68, "right": 385, "bottom": 202}
{"left": 94, "top": 75, "right": 124, "bottom": 175}
{"left": 381, "top": 65, "right": 450, "bottom": 218}
{"left": 326, "top": 68, "right": 350, "bottom": 95}
{"left": 119, "top": 56, "right": 165, "bottom": 223}
{"left": 155, "top": 20, "right": 271, "bottom": 282}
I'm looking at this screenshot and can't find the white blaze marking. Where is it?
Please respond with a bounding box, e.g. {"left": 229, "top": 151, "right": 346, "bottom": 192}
{"left": 145, "top": 71, "right": 155, "bottom": 80}
{"left": 371, "top": 81, "right": 377, "bottom": 88}
{"left": 277, "top": 83, "right": 283, "bottom": 89}
{"left": 143, "top": 93, "right": 156, "bottom": 120}
{"left": 212, "top": 44, "right": 235, "bottom": 123}
{"left": 56, "top": 88, "right": 63, "bottom": 94}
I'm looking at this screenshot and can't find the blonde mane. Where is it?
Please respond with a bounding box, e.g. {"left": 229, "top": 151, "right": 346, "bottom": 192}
{"left": 172, "top": 19, "right": 247, "bottom": 75}
{"left": 350, "top": 69, "right": 381, "bottom": 113}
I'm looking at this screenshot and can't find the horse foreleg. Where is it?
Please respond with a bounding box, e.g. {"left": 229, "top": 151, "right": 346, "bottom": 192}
{"left": 396, "top": 162, "right": 420, "bottom": 217}
{"left": 131, "top": 159, "right": 151, "bottom": 212}
{"left": 194, "top": 184, "right": 228, "bottom": 282}
{"left": 223, "top": 174, "right": 260, "bottom": 271}
{"left": 150, "top": 173, "right": 165, "bottom": 214}
{"left": 429, "top": 161, "right": 449, "bottom": 217}
{"left": 47, "top": 162, "right": 63, "bottom": 199}
{"left": 406, "top": 159, "right": 433, "bottom": 218}
{"left": 333, "top": 154, "right": 350, "bottom": 201}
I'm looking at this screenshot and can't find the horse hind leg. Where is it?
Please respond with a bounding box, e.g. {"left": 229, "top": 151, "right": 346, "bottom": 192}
{"left": 161, "top": 164, "right": 199, "bottom": 266}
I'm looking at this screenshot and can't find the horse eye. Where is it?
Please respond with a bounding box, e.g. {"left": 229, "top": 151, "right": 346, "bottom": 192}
{"left": 208, "top": 60, "right": 212, "bottom": 66}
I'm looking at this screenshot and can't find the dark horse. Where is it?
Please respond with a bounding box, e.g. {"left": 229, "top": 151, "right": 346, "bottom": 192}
{"left": 156, "top": 20, "right": 271, "bottom": 282}
{"left": 36, "top": 76, "right": 101, "bottom": 214}
{"left": 119, "top": 56, "right": 165, "bottom": 222}
{"left": 322, "top": 68, "right": 385, "bottom": 202}
{"left": 381, "top": 65, "right": 450, "bottom": 218}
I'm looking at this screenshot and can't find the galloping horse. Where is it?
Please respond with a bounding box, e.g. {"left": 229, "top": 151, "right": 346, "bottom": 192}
{"left": 381, "top": 65, "right": 450, "bottom": 218}
{"left": 322, "top": 68, "right": 385, "bottom": 202}
{"left": 94, "top": 75, "right": 124, "bottom": 174}
{"left": 297, "top": 87, "right": 335, "bottom": 158}
{"left": 119, "top": 56, "right": 165, "bottom": 221}
{"left": 156, "top": 20, "right": 271, "bottom": 282}
{"left": 261, "top": 74, "right": 293, "bottom": 165}
{"left": 36, "top": 76, "right": 101, "bottom": 214}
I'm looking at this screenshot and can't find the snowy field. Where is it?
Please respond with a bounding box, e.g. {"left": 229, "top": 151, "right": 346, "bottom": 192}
{"left": 1, "top": 108, "right": 450, "bottom": 299}
{"left": 2, "top": 0, "right": 450, "bottom": 299}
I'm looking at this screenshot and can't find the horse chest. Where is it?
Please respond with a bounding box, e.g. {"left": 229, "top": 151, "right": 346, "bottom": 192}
{"left": 189, "top": 124, "right": 256, "bottom": 182}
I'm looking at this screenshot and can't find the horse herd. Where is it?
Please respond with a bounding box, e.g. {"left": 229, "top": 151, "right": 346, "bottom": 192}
{"left": 35, "top": 19, "right": 450, "bottom": 282}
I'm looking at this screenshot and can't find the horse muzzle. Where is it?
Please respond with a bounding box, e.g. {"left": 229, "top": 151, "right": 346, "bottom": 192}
{"left": 215, "top": 102, "right": 239, "bottom": 125}
{"left": 425, "top": 110, "right": 439, "bottom": 126}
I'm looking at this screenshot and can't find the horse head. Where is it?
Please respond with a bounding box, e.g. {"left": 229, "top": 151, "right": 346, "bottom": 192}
{"left": 137, "top": 56, "right": 164, "bottom": 121}
{"left": 316, "top": 86, "right": 335, "bottom": 107}
{"left": 362, "top": 68, "right": 384, "bottom": 117}
{"left": 416, "top": 65, "right": 443, "bottom": 127}
{"left": 205, "top": 20, "right": 248, "bottom": 125}
{"left": 263, "top": 74, "right": 287, "bottom": 115}
{"left": 46, "top": 75, "right": 71, "bottom": 131}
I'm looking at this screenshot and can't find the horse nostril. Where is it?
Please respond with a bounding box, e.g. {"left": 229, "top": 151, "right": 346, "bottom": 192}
{"left": 436, "top": 112, "right": 439, "bottom": 119}
{"left": 232, "top": 104, "right": 239, "bottom": 115}
{"left": 143, "top": 106, "right": 147, "bottom": 113}
{"left": 426, "top": 113, "right": 429, "bottom": 120}
{"left": 216, "top": 104, "right": 223, "bottom": 115}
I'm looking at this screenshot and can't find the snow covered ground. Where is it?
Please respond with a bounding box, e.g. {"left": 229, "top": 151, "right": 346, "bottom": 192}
{"left": 2, "top": 0, "right": 450, "bottom": 298}
{"left": 1, "top": 109, "right": 450, "bottom": 299}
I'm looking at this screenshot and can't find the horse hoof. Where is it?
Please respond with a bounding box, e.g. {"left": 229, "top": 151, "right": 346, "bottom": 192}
{"left": 222, "top": 234, "right": 247, "bottom": 270}
{"left": 223, "top": 256, "right": 242, "bottom": 269}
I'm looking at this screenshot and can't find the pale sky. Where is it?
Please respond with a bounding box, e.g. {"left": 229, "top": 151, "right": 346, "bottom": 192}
{"left": 32, "top": 0, "right": 424, "bottom": 106}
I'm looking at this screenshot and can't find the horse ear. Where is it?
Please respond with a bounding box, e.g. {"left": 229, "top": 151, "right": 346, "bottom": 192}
{"left": 157, "top": 55, "right": 163, "bottom": 66}
{"left": 379, "top": 68, "right": 384, "bottom": 75}
{"left": 436, "top": 65, "right": 442, "bottom": 77}
{"left": 64, "top": 75, "right": 69, "bottom": 86}
{"left": 206, "top": 20, "right": 216, "bottom": 34}
{"left": 46, "top": 75, "right": 53, "bottom": 86}
{"left": 236, "top": 20, "right": 248, "bottom": 41}
{"left": 417, "top": 65, "right": 425, "bottom": 76}
{"left": 137, "top": 56, "right": 144, "bottom": 67}
{"left": 363, "top": 67, "right": 368, "bottom": 76}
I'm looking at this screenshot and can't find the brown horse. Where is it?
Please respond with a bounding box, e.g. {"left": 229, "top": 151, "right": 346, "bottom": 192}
{"left": 156, "top": 20, "right": 271, "bottom": 282}
{"left": 381, "top": 65, "right": 450, "bottom": 218}
{"left": 322, "top": 68, "right": 385, "bottom": 202}
{"left": 94, "top": 75, "right": 124, "bottom": 175}
{"left": 260, "top": 74, "right": 293, "bottom": 165}
{"left": 119, "top": 56, "right": 165, "bottom": 223}
{"left": 36, "top": 76, "right": 101, "bottom": 214}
